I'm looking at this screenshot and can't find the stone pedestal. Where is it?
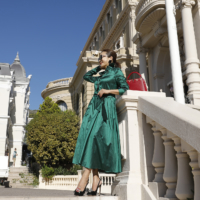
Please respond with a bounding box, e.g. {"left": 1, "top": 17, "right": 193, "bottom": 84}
{"left": 111, "top": 90, "right": 166, "bottom": 200}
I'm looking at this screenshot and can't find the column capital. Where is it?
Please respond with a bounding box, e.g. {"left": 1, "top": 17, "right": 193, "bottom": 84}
{"left": 129, "top": 8, "right": 136, "bottom": 21}
{"left": 136, "top": 45, "right": 148, "bottom": 54}
{"left": 181, "top": 0, "right": 195, "bottom": 9}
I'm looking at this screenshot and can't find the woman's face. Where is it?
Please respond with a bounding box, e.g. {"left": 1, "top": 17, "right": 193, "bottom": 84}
{"left": 99, "top": 51, "right": 113, "bottom": 69}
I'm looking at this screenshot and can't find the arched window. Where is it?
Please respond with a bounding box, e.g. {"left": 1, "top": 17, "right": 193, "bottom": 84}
{"left": 57, "top": 101, "right": 67, "bottom": 111}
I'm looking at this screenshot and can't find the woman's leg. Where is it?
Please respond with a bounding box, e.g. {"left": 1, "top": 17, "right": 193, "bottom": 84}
{"left": 92, "top": 169, "right": 102, "bottom": 191}
{"left": 76, "top": 168, "right": 91, "bottom": 191}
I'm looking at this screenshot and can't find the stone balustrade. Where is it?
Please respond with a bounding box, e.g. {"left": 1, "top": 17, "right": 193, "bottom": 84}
{"left": 135, "top": 0, "right": 153, "bottom": 16}
{"left": 39, "top": 174, "right": 78, "bottom": 190}
{"left": 112, "top": 90, "right": 200, "bottom": 200}
{"left": 38, "top": 172, "right": 115, "bottom": 193}
{"left": 46, "top": 77, "right": 73, "bottom": 88}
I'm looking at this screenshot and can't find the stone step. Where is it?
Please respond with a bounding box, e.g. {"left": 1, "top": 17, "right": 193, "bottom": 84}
{"left": 9, "top": 168, "right": 29, "bottom": 173}
{"left": 10, "top": 185, "right": 35, "bottom": 189}
{"left": 8, "top": 174, "right": 34, "bottom": 177}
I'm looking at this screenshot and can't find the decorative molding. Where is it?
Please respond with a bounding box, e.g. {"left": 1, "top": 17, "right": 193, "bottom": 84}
{"left": 138, "top": 8, "right": 165, "bottom": 35}
{"left": 135, "top": 0, "right": 165, "bottom": 31}
{"left": 136, "top": 46, "right": 148, "bottom": 54}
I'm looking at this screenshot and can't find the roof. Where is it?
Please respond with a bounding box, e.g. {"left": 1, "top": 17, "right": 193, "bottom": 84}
{"left": 10, "top": 52, "right": 26, "bottom": 78}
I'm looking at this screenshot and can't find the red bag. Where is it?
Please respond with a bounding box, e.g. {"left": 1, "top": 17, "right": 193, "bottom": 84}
{"left": 126, "top": 72, "right": 147, "bottom": 91}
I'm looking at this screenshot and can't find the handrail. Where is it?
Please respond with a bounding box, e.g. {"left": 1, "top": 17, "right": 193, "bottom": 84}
{"left": 138, "top": 96, "right": 200, "bottom": 152}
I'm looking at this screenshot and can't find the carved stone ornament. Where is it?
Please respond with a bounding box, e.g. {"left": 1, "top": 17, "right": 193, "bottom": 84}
{"left": 136, "top": 44, "right": 148, "bottom": 54}
{"left": 129, "top": 9, "right": 136, "bottom": 21}
{"left": 181, "top": 0, "right": 195, "bottom": 8}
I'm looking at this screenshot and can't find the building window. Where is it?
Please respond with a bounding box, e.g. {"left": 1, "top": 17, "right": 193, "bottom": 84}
{"left": 100, "top": 27, "right": 104, "bottom": 42}
{"left": 94, "top": 37, "right": 99, "bottom": 50}
{"left": 118, "top": 0, "right": 122, "bottom": 13}
{"left": 57, "top": 101, "right": 67, "bottom": 111}
{"left": 107, "top": 13, "right": 113, "bottom": 31}
{"left": 115, "top": 0, "right": 118, "bottom": 9}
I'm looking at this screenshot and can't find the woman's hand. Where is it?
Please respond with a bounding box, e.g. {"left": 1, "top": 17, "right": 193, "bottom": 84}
{"left": 97, "top": 89, "right": 110, "bottom": 98}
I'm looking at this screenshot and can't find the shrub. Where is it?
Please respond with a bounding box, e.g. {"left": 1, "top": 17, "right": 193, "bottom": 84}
{"left": 41, "top": 165, "right": 55, "bottom": 180}
{"left": 54, "top": 165, "right": 82, "bottom": 175}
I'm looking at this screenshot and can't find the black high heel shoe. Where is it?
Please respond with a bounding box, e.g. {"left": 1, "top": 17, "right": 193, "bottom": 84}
{"left": 87, "top": 178, "right": 102, "bottom": 196}
{"left": 74, "top": 180, "right": 89, "bottom": 196}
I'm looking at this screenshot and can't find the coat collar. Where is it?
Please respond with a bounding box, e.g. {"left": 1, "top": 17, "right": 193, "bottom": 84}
{"left": 99, "top": 63, "right": 115, "bottom": 76}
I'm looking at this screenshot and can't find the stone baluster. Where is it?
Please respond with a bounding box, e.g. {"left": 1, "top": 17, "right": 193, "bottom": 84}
{"left": 180, "top": 0, "right": 200, "bottom": 105}
{"left": 182, "top": 142, "right": 200, "bottom": 200}
{"left": 170, "top": 135, "right": 194, "bottom": 200}
{"left": 151, "top": 122, "right": 165, "bottom": 183}
{"left": 161, "top": 129, "right": 178, "bottom": 200}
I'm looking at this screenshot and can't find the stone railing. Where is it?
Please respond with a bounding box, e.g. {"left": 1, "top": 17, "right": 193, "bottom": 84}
{"left": 135, "top": 0, "right": 153, "bottom": 16}
{"left": 39, "top": 174, "right": 78, "bottom": 190}
{"left": 39, "top": 171, "right": 115, "bottom": 193}
{"left": 88, "top": 173, "right": 116, "bottom": 194}
{"left": 112, "top": 90, "right": 200, "bottom": 200}
{"left": 46, "top": 77, "right": 73, "bottom": 88}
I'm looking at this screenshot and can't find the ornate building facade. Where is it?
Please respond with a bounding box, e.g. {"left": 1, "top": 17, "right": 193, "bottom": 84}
{"left": 42, "top": 0, "right": 140, "bottom": 123}
{"left": 0, "top": 53, "right": 31, "bottom": 176}
{"left": 133, "top": 0, "right": 200, "bottom": 106}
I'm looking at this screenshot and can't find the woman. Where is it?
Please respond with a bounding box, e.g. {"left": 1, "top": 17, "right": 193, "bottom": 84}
{"left": 12, "top": 148, "right": 18, "bottom": 167}
{"left": 72, "top": 49, "right": 129, "bottom": 196}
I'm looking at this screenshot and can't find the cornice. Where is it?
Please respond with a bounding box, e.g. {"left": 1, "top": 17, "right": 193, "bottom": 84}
{"left": 41, "top": 84, "right": 71, "bottom": 99}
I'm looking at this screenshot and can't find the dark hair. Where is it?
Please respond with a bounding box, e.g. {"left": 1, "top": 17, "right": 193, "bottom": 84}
{"left": 102, "top": 49, "right": 121, "bottom": 69}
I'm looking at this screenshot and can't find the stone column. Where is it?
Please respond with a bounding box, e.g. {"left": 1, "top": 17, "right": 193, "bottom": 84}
{"left": 171, "top": 136, "right": 194, "bottom": 200}
{"left": 181, "top": 0, "right": 200, "bottom": 106}
{"left": 129, "top": 4, "right": 137, "bottom": 58}
{"left": 137, "top": 45, "right": 149, "bottom": 88}
{"left": 133, "top": 32, "right": 149, "bottom": 88}
{"left": 162, "top": 129, "right": 178, "bottom": 200}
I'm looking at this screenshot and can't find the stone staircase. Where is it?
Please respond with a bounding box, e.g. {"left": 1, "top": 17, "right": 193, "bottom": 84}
{"left": 7, "top": 166, "right": 35, "bottom": 188}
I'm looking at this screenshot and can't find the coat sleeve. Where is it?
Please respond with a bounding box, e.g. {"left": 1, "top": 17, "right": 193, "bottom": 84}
{"left": 115, "top": 68, "right": 129, "bottom": 95}
{"left": 83, "top": 66, "right": 101, "bottom": 83}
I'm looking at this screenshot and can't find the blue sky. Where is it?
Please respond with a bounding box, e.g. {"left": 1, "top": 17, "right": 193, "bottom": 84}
{"left": 0, "top": 0, "right": 106, "bottom": 110}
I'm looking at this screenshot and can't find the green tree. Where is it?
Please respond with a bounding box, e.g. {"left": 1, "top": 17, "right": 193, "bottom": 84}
{"left": 37, "top": 96, "right": 61, "bottom": 116}
{"left": 26, "top": 97, "right": 79, "bottom": 167}
{"left": 29, "top": 110, "right": 38, "bottom": 118}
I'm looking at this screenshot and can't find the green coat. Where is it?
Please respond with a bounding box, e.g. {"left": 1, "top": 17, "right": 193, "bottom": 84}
{"left": 72, "top": 63, "right": 129, "bottom": 173}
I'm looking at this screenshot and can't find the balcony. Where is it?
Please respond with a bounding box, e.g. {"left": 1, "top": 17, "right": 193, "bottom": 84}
{"left": 135, "top": 0, "right": 165, "bottom": 34}
{"left": 46, "top": 77, "right": 73, "bottom": 89}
